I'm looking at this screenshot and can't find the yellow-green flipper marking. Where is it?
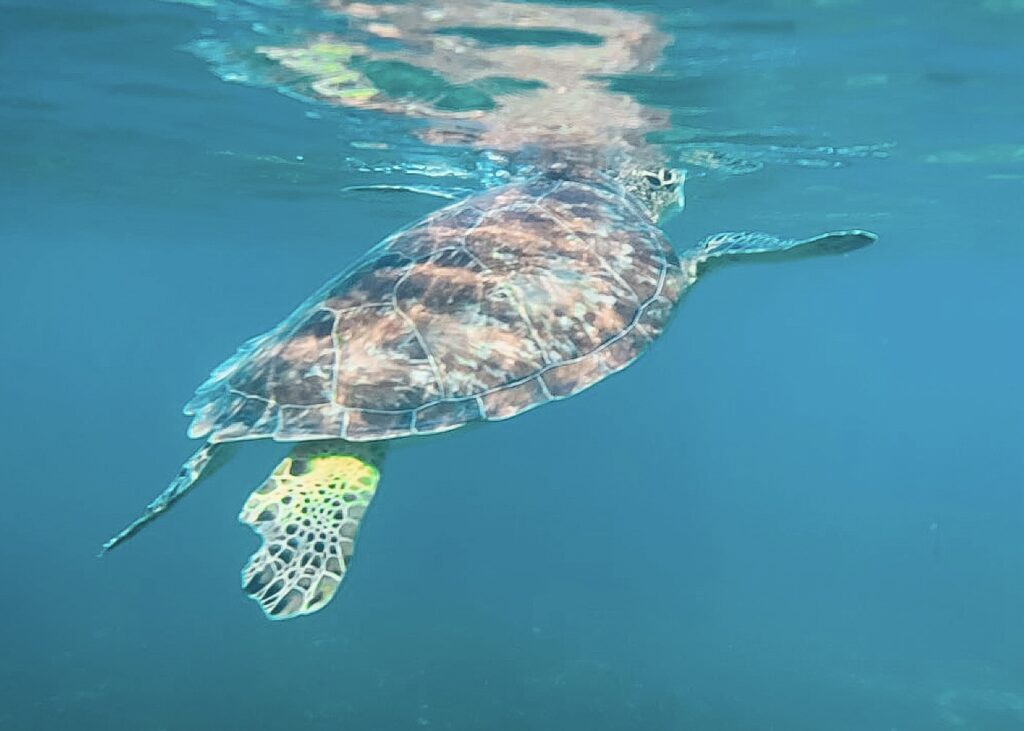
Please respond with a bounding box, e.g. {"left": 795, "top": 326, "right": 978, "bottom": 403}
{"left": 240, "top": 440, "right": 386, "bottom": 620}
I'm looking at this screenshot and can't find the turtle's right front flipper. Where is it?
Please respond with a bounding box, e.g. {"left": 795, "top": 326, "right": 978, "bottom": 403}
{"left": 99, "top": 441, "right": 233, "bottom": 556}
{"left": 699, "top": 229, "right": 877, "bottom": 264}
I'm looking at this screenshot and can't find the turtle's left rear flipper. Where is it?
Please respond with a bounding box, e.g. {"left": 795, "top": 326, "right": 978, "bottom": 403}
{"left": 99, "top": 441, "right": 233, "bottom": 556}
{"left": 240, "top": 440, "right": 385, "bottom": 620}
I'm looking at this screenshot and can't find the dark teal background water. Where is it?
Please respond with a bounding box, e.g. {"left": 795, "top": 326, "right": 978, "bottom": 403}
{"left": 2, "top": 1, "right": 1023, "bottom": 729}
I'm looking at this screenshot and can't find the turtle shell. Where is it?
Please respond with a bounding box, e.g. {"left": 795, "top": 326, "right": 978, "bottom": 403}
{"left": 185, "top": 176, "right": 689, "bottom": 443}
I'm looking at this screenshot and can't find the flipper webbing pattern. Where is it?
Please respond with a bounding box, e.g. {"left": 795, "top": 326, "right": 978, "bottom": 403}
{"left": 240, "top": 440, "right": 385, "bottom": 620}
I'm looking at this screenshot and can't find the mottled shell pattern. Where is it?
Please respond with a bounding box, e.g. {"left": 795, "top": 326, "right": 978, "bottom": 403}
{"left": 185, "top": 172, "right": 690, "bottom": 443}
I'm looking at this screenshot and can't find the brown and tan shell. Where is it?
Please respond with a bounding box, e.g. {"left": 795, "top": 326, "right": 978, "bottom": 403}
{"left": 185, "top": 174, "right": 690, "bottom": 443}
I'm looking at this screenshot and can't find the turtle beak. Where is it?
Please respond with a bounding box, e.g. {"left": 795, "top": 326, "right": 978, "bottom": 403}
{"left": 676, "top": 169, "right": 687, "bottom": 212}
{"left": 657, "top": 170, "right": 687, "bottom": 224}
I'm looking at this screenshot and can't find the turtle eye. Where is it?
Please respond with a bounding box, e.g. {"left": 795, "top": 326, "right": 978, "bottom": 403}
{"left": 642, "top": 173, "right": 662, "bottom": 187}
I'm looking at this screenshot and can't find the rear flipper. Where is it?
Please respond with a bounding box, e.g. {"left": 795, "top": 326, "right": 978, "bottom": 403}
{"left": 240, "top": 440, "right": 386, "bottom": 620}
{"left": 100, "top": 441, "right": 233, "bottom": 556}
{"left": 699, "top": 229, "right": 877, "bottom": 263}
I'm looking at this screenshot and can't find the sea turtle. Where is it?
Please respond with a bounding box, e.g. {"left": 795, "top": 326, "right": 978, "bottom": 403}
{"left": 101, "top": 166, "right": 876, "bottom": 620}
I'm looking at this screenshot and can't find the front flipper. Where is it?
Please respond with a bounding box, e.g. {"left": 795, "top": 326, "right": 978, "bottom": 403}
{"left": 240, "top": 440, "right": 386, "bottom": 620}
{"left": 700, "top": 229, "right": 877, "bottom": 262}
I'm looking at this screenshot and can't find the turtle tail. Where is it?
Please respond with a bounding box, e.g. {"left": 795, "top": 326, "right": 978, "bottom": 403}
{"left": 698, "top": 229, "right": 877, "bottom": 266}
{"left": 99, "top": 441, "right": 234, "bottom": 556}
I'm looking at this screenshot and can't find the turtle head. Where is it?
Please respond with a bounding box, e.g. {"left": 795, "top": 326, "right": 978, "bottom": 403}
{"left": 624, "top": 167, "right": 686, "bottom": 223}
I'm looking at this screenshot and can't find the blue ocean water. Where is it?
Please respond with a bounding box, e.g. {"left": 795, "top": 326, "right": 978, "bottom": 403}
{"left": 2, "top": 0, "right": 1023, "bottom": 728}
